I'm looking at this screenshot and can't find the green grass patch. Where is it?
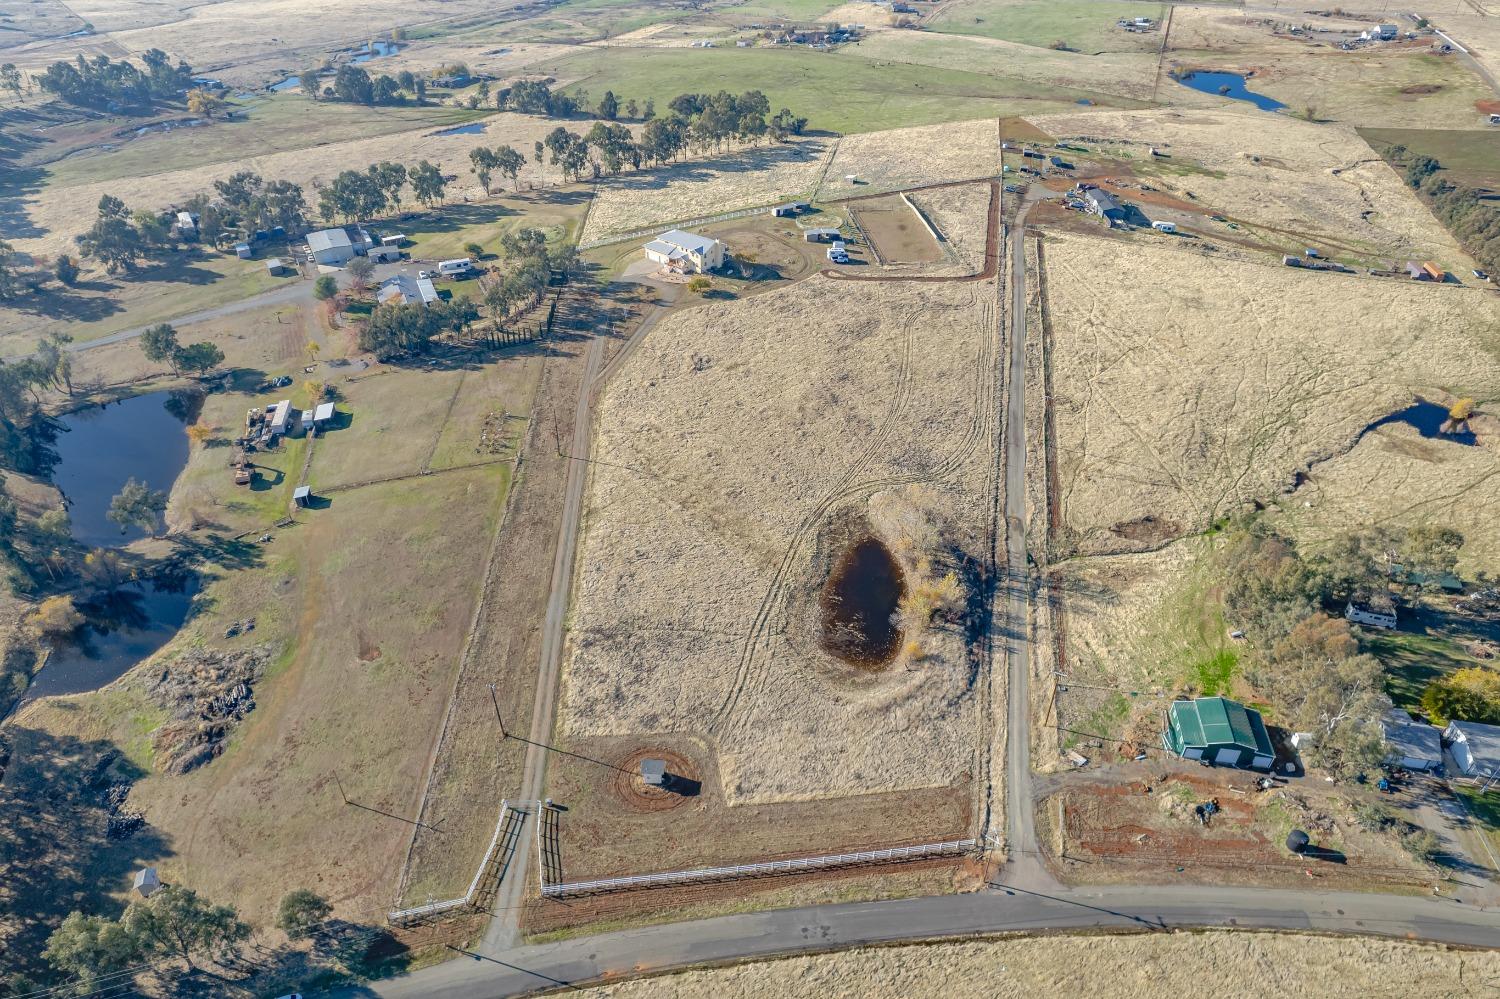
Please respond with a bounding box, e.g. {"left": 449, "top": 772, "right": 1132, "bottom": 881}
{"left": 1366, "top": 628, "right": 1481, "bottom": 715}
{"left": 926, "top": 0, "right": 1164, "bottom": 53}
{"left": 1064, "top": 691, "right": 1131, "bottom": 749}
{"left": 1454, "top": 786, "right": 1500, "bottom": 863}
{"left": 1358, "top": 127, "right": 1500, "bottom": 189}
{"left": 522, "top": 45, "right": 1145, "bottom": 134}
{"left": 1192, "top": 648, "right": 1238, "bottom": 696}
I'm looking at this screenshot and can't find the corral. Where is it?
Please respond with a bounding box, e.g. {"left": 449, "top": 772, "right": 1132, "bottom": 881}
{"left": 849, "top": 194, "right": 942, "bottom": 264}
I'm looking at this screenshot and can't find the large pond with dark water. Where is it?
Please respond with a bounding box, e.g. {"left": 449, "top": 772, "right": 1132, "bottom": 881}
{"left": 820, "top": 535, "right": 906, "bottom": 668}
{"left": 1176, "top": 71, "right": 1286, "bottom": 112}
{"left": 25, "top": 390, "right": 200, "bottom": 700}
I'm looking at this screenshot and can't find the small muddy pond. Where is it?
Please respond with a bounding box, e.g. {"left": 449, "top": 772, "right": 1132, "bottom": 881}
{"left": 434, "top": 122, "right": 486, "bottom": 136}
{"left": 820, "top": 536, "right": 905, "bottom": 668}
{"left": 25, "top": 576, "right": 198, "bottom": 701}
{"left": 350, "top": 40, "right": 401, "bottom": 63}
{"left": 53, "top": 390, "right": 196, "bottom": 549}
{"left": 1177, "top": 71, "right": 1286, "bottom": 112}
{"left": 1371, "top": 401, "right": 1478, "bottom": 445}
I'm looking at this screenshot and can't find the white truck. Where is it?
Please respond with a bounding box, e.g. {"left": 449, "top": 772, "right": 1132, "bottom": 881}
{"left": 437, "top": 258, "right": 475, "bottom": 278}
{"left": 827, "top": 241, "right": 849, "bottom": 264}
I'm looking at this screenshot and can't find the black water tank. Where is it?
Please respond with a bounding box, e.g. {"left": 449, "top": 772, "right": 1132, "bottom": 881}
{"left": 1286, "top": 829, "right": 1310, "bottom": 854}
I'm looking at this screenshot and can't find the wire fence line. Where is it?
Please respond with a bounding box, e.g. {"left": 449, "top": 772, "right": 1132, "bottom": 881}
{"left": 539, "top": 839, "right": 979, "bottom": 898}
{"left": 387, "top": 799, "right": 529, "bottom": 925}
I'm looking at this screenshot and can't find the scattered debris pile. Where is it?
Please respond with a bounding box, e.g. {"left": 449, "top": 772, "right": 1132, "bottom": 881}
{"left": 1453, "top": 588, "right": 1500, "bottom": 619}
{"left": 478, "top": 410, "right": 511, "bottom": 455}
{"left": 148, "top": 645, "right": 272, "bottom": 775}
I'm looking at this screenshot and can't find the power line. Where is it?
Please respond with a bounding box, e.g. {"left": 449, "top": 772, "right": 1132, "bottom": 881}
{"left": 7, "top": 964, "right": 155, "bottom": 999}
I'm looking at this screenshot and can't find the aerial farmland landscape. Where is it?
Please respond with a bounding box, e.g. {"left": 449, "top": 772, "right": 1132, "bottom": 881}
{"left": 1, "top": 0, "right": 1499, "bottom": 995}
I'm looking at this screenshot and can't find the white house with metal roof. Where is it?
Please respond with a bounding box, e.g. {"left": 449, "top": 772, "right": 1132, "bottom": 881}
{"left": 1382, "top": 709, "right": 1441, "bottom": 771}
{"left": 308, "top": 227, "right": 357, "bottom": 267}
{"left": 643, "top": 228, "right": 726, "bottom": 274}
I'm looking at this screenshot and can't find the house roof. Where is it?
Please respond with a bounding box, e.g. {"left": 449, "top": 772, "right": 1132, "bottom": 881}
{"left": 1383, "top": 710, "right": 1441, "bottom": 762}
{"left": 308, "top": 228, "right": 353, "bottom": 253}
{"left": 1085, "top": 189, "right": 1121, "bottom": 213}
{"left": 1170, "top": 697, "right": 1273, "bottom": 754}
{"left": 643, "top": 239, "right": 687, "bottom": 259}
{"left": 655, "top": 229, "right": 718, "bottom": 255}
{"left": 379, "top": 274, "right": 439, "bottom": 305}
{"left": 1449, "top": 720, "right": 1500, "bottom": 764}
{"left": 314, "top": 402, "right": 335, "bottom": 422}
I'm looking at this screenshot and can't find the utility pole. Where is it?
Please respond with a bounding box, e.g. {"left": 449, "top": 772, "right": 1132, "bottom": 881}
{"left": 487, "top": 682, "right": 508, "bottom": 739}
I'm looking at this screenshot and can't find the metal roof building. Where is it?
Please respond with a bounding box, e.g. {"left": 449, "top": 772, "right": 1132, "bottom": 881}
{"left": 308, "top": 227, "right": 356, "bottom": 266}
{"left": 1163, "top": 696, "right": 1275, "bottom": 771}
{"left": 1445, "top": 720, "right": 1500, "bottom": 779}
{"left": 1383, "top": 709, "right": 1441, "bottom": 770}
{"left": 378, "top": 274, "right": 439, "bottom": 307}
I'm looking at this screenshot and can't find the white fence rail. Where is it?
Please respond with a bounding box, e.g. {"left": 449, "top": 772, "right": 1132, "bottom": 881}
{"left": 388, "top": 799, "right": 520, "bottom": 925}
{"left": 541, "top": 838, "right": 977, "bottom": 898}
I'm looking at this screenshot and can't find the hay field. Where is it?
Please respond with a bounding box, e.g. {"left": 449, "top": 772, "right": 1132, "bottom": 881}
{"left": 1271, "top": 421, "right": 1500, "bottom": 577}
{"left": 577, "top": 931, "right": 1500, "bottom": 998}
{"left": 1433, "top": 14, "right": 1500, "bottom": 95}
{"left": 560, "top": 273, "right": 1003, "bottom": 804}
{"left": 1025, "top": 107, "right": 1475, "bottom": 271}
{"left": 578, "top": 138, "right": 830, "bottom": 244}
{"left": 1163, "top": 6, "right": 1491, "bottom": 129}
{"left": 854, "top": 30, "right": 1160, "bottom": 102}
{"left": 815, "top": 119, "right": 999, "bottom": 200}
{"left": 1041, "top": 230, "right": 1500, "bottom": 555}
{"left": 14, "top": 113, "right": 577, "bottom": 257}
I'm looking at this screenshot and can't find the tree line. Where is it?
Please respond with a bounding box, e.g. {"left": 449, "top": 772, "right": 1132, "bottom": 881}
{"left": 1387, "top": 145, "right": 1500, "bottom": 277}
{"left": 1213, "top": 518, "right": 1468, "bottom": 778}
{"left": 37, "top": 50, "right": 193, "bottom": 111}
{"left": 316, "top": 160, "right": 446, "bottom": 223}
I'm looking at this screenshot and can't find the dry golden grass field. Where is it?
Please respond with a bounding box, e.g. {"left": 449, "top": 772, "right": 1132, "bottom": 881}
{"left": 1039, "top": 230, "right": 1500, "bottom": 556}
{"left": 1025, "top": 107, "right": 1475, "bottom": 271}
{"left": 906, "top": 182, "right": 991, "bottom": 276}
{"left": 576, "top": 931, "right": 1500, "bottom": 998}
{"left": 560, "top": 272, "right": 1004, "bottom": 804}
{"left": 1270, "top": 420, "right": 1500, "bottom": 578}
{"left": 578, "top": 138, "right": 831, "bottom": 244}
{"left": 815, "top": 119, "right": 1001, "bottom": 200}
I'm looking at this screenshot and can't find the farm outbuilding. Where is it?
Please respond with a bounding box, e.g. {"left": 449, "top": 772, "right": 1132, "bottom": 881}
{"left": 293, "top": 485, "right": 312, "bottom": 508}
{"left": 1383, "top": 710, "right": 1441, "bottom": 770}
{"left": 803, "top": 227, "right": 841, "bottom": 242}
{"left": 640, "top": 758, "right": 667, "bottom": 786}
{"left": 133, "top": 867, "right": 162, "bottom": 898}
{"left": 234, "top": 241, "right": 253, "bottom": 259}
{"left": 1163, "top": 696, "right": 1275, "bottom": 771}
{"left": 1345, "top": 596, "right": 1397, "bottom": 629}
{"left": 308, "top": 227, "right": 357, "bottom": 266}
{"left": 265, "top": 257, "right": 292, "bottom": 276}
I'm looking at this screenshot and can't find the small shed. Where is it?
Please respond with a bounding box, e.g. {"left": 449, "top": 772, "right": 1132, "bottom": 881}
{"left": 772, "top": 204, "right": 798, "bottom": 217}
{"left": 803, "top": 227, "right": 841, "bottom": 243}
{"left": 640, "top": 758, "right": 667, "bottom": 787}
{"left": 1421, "top": 261, "right": 1445, "bottom": 281}
{"left": 266, "top": 257, "right": 291, "bottom": 276}
{"left": 293, "top": 485, "right": 312, "bottom": 508}
{"left": 1405, "top": 261, "right": 1431, "bottom": 281}
{"left": 1383, "top": 709, "right": 1442, "bottom": 771}
{"left": 313, "top": 402, "right": 335, "bottom": 427}
{"left": 235, "top": 241, "right": 253, "bottom": 259}
{"left": 1163, "top": 696, "right": 1275, "bottom": 771}
{"left": 366, "top": 244, "right": 401, "bottom": 262}
{"left": 133, "top": 867, "right": 162, "bottom": 898}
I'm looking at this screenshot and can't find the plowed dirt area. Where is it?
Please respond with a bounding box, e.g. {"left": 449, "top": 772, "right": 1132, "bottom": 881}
{"left": 852, "top": 195, "right": 943, "bottom": 264}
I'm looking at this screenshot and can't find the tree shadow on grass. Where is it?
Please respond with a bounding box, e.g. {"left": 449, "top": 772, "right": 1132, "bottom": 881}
{"left": 0, "top": 726, "right": 173, "bottom": 983}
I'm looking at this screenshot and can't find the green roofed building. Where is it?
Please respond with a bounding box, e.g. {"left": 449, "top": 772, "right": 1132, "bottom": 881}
{"left": 1163, "top": 696, "right": 1275, "bottom": 771}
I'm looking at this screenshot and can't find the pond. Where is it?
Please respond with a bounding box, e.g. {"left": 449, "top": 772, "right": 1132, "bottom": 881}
{"left": 820, "top": 535, "right": 905, "bottom": 668}
{"left": 53, "top": 390, "right": 197, "bottom": 548}
{"left": 270, "top": 75, "right": 303, "bottom": 92}
{"left": 350, "top": 40, "right": 401, "bottom": 64}
{"left": 1369, "top": 401, "right": 1477, "bottom": 445}
{"left": 433, "top": 122, "right": 486, "bottom": 136}
{"left": 1176, "top": 71, "right": 1286, "bottom": 112}
{"left": 24, "top": 576, "right": 199, "bottom": 700}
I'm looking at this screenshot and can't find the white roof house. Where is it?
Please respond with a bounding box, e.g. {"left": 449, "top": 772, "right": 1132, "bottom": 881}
{"left": 378, "top": 274, "right": 438, "bottom": 306}
{"left": 308, "top": 227, "right": 356, "bottom": 266}
{"left": 1445, "top": 720, "right": 1500, "bottom": 779}
{"left": 1383, "top": 710, "right": 1442, "bottom": 770}
{"left": 643, "top": 229, "right": 726, "bottom": 274}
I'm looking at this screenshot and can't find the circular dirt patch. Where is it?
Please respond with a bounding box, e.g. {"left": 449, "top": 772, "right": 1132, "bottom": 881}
{"left": 1401, "top": 83, "right": 1443, "bottom": 95}
{"left": 610, "top": 748, "right": 701, "bottom": 813}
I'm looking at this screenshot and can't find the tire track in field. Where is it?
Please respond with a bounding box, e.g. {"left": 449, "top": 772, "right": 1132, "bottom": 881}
{"left": 707, "top": 320, "right": 918, "bottom": 734}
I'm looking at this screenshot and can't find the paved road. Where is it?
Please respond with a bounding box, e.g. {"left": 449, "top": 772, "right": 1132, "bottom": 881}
{"left": 354, "top": 883, "right": 1500, "bottom": 998}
